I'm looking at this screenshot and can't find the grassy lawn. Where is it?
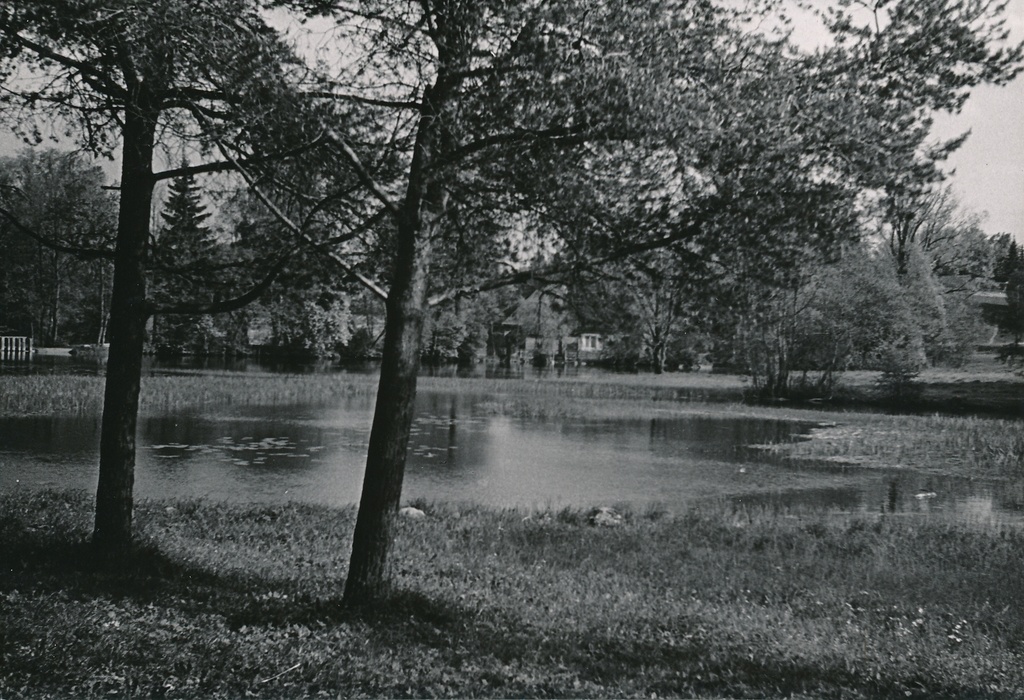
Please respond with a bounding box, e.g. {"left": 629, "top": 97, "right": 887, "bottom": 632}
{"left": 3, "top": 490, "right": 1024, "bottom": 699}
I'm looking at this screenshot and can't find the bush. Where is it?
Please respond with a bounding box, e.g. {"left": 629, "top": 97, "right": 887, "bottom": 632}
{"left": 875, "top": 342, "right": 924, "bottom": 403}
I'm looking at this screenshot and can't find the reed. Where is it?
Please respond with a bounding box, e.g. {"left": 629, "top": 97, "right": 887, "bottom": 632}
{"left": 0, "top": 375, "right": 104, "bottom": 415}
{"left": 0, "top": 372, "right": 381, "bottom": 417}
{"left": 771, "top": 413, "right": 1024, "bottom": 478}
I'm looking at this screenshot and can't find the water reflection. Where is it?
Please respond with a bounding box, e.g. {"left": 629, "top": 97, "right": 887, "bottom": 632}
{"left": 3, "top": 354, "right": 1022, "bottom": 521}
{"left": 2, "top": 386, "right": 1020, "bottom": 527}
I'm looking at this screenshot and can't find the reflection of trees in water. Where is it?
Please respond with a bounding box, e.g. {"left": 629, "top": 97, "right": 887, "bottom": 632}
{"left": 645, "top": 416, "right": 812, "bottom": 460}
{"left": 0, "top": 415, "right": 99, "bottom": 454}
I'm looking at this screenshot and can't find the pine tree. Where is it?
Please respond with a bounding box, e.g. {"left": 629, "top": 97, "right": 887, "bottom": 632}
{"left": 994, "top": 240, "right": 1021, "bottom": 285}
{"left": 151, "top": 165, "right": 221, "bottom": 355}
{"left": 157, "top": 163, "right": 215, "bottom": 273}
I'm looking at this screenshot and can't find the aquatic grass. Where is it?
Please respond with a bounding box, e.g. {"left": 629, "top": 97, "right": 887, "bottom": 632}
{"left": 0, "top": 374, "right": 104, "bottom": 415}
{"left": 3, "top": 490, "right": 1023, "bottom": 698}
{"left": 0, "top": 372, "right": 381, "bottom": 417}
{"left": 770, "top": 413, "right": 1024, "bottom": 478}
{"left": 138, "top": 372, "right": 380, "bottom": 413}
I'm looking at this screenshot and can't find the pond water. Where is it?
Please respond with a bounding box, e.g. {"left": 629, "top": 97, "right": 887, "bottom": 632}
{"left": 2, "top": 358, "right": 1021, "bottom": 524}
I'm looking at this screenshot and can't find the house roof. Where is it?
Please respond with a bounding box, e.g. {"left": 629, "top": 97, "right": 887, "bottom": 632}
{"left": 973, "top": 290, "right": 1008, "bottom": 307}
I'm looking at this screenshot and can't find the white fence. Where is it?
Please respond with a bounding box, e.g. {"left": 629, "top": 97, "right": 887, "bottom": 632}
{"left": 1, "top": 336, "right": 32, "bottom": 359}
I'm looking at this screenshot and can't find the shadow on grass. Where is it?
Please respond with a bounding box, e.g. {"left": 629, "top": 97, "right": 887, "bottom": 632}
{"left": 0, "top": 513, "right": 465, "bottom": 633}
{"left": 0, "top": 501, "right": 1006, "bottom": 699}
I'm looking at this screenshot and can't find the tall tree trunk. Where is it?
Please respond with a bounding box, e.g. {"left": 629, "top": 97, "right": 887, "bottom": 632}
{"left": 49, "top": 257, "right": 61, "bottom": 345}
{"left": 97, "top": 265, "right": 109, "bottom": 345}
{"left": 92, "top": 103, "right": 157, "bottom": 560}
{"left": 343, "top": 95, "right": 443, "bottom": 606}
{"left": 342, "top": 216, "right": 435, "bottom": 605}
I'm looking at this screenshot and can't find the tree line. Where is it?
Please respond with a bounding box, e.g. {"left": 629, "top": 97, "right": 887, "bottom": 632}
{"left": 1, "top": 0, "right": 1021, "bottom": 605}
{"left": 3, "top": 148, "right": 1018, "bottom": 382}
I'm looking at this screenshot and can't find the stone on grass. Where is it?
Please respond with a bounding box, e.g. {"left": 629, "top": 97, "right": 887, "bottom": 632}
{"left": 588, "top": 506, "right": 623, "bottom": 527}
{"left": 399, "top": 506, "right": 427, "bottom": 519}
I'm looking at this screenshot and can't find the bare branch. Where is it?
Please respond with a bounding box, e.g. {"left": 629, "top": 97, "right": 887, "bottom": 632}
{"left": 307, "top": 89, "right": 421, "bottom": 110}
{"left": 428, "top": 218, "right": 709, "bottom": 307}
{"left": 152, "top": 132, "right": 327, "bottom": 181}
{"left": 151, "top": 252, "right": 291, "bottom": 316}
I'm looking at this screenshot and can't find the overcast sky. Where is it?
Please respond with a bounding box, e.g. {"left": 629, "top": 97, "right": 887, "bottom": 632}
{"left": 2, "top": 1, "right": 1022, "bottom": 241}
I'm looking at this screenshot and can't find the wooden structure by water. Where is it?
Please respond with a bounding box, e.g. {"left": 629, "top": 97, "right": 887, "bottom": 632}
{"left": 1, "top": 336, "right": 32, "bottom": 359}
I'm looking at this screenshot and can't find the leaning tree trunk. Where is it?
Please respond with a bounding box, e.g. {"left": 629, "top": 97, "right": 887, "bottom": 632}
{"left": 342, "top": 215, "right": 435, "bottom": 605}
{"left": 342, "top": 98, "right": 443, "bottom": 605}
{"left": 92, "top": 103, "right": 157, "bottom": 560}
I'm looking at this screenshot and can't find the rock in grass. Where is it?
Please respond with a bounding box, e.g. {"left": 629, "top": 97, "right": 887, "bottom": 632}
{"left": 588, "top": 506, "right": 622, "bottom": 527}
{"left": 399, "top": 506, "right": 427, "bottom": 519}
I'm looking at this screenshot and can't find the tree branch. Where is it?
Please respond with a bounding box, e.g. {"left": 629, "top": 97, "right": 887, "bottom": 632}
{"left": 190, "top": 109, "right": 389, "bottom": 301}
{"left": 0, "top": 27, "right": 127, "bottom": 100}
{"left": 428, "top": 217, "right": 709, "bottom": 307}
{"left": 323, "top": 130, "right": 402, "bottom": 218}
{"left": 151, "top": 252, "right": 292, "bottom": 316}
{"left": 306, "top": 89, "right": 421, "bottom": 110}
{"left": 152, "top": 132, "right": 327, "bottom": 181}
{"left": 0, "top": 204, "right": 115, "bottom": 260}
{"left": 441, "top": 122, "right": 596, "bottom": 169}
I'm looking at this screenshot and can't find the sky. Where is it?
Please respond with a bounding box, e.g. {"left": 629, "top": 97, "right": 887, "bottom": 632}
{"left": 930, "top": 0, "right": 1024, "bottom": 241}
{"left": 2, "top": 1, "right": 1022, "bottom": 242}
{"left": 784, "top": 0, "right": 1024, "bottom": 242}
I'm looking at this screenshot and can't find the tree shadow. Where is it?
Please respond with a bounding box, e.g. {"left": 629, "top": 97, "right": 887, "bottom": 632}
{"left": 0, "top": 515, "right": 465, "bottom": 632}
{"left": 0, "top": 515, "right": 989, "bottom": 698}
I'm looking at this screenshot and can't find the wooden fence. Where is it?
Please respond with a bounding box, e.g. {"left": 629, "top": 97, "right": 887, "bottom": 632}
{"left": 1, "top": 336, "right": 32, "bottom": 359}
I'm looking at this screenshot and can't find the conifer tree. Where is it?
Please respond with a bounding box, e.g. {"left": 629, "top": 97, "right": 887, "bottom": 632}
{"left": 150, "top": 166, "right": 222, "bottom": 354}
{"left": 158, "top": 165, "right": 215, "bottom": 266}
{"left": 994, "top": 240, "right": 1021, "bottom": 284}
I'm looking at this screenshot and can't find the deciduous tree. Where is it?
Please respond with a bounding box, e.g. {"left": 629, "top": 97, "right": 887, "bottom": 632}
{"left": 266, "top": 0, "right": 1024, "bottom": 604}
{"left": 0, "top": 0, "right": 320, "bottom": 559}
{"left": 0, "top": 149, "right": 116, "bottom": 345}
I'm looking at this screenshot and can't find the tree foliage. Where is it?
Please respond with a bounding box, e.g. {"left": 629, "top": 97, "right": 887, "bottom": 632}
{"left": 0, "top": 0, "right": 321, "bottom": 559}
{"left": 252, "top": 0, "right": 1024, "bottom": 604}
{"left": 0, "top": 149, "right": 116, "bottom": 344}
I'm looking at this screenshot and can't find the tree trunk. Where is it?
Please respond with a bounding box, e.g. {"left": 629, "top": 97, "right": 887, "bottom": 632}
{"left": 97, "top": 264, "right": 109, "bottom": 345}
{"left": 343, "top": 95, "right": 443, "bottom": 606}
{"left": 49, "top": 258, "right": 61, "bottom": 345}
{"left": 92, "top": 104, "right": 157, "bottom": 560}
{"left": 342, "top": 218, "right": 435, "bottom": 605}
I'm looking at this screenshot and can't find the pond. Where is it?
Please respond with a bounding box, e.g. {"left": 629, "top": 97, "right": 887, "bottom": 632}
{"left": 1, "top": 364, "right": 1021, "bottom": 525}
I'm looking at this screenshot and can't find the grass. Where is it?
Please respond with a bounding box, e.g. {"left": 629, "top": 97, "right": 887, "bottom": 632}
{"left": 764, "top": 414, "right": 1024, "bottom": 480}
{"left": 0, "top": 372, "right": 381, "bottom": 417}
{"left": 2, "top": 490, "right": 1023, "bottom": 698}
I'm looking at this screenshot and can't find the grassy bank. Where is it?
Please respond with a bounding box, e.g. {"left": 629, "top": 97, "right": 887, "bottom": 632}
{"left": 0, "top": 369, "right": 749, "bottom": 417}
{"left": 3, "top": 359, "right": 1020, "bottom": 418}
{"left": 2, "top": 491, "right": 1023, "bottom": 699}
{"left": 764, "top": 413, "right": 1024, "bottom": 481}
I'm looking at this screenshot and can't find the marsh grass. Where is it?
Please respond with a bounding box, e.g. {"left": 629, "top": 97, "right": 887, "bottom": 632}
{"left": 0, "top": 372, "right": 382, "bottom": 417}
{"left": 0, "top": 370, "right": 744, "bottom": 420}
{"left": 0, "top": 375, "right": 104, "bottom": 415}
{"left": 770, "top": 414, "right": 1024, "bottom": 479}
{"left": 2, "top": 490, "right": 1023, "bottom": 698}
